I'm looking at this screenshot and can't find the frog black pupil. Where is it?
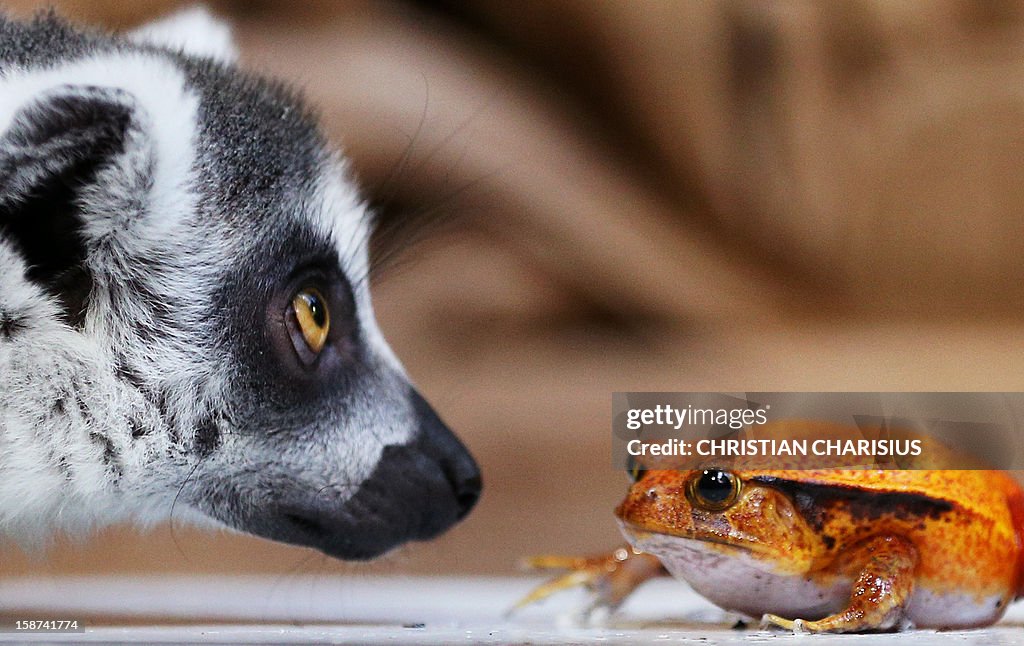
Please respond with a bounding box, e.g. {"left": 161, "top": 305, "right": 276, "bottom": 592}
{"left": 698, "top": 469, "right": 733, "bottom": 503}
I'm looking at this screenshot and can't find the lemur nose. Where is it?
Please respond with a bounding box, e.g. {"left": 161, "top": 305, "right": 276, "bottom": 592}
{"left": 452, "top": 470, "right": 482, "bottom": 520}
{"left": 409, "top": 390, "right": 481, "bottom": 520}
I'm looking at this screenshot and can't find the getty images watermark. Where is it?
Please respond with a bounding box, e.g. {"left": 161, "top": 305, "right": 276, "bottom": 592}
{"left": 612, "top": 392, "right": 1024, "bottom": 470}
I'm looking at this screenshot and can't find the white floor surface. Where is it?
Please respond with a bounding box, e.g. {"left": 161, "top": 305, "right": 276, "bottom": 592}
{"left": 2, "top": 575, "right": 1023, "bottom": 644}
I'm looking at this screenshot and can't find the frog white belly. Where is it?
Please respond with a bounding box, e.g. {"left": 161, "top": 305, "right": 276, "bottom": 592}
{"left": 626, "top": 531, "right": 1004, "bottom": 629}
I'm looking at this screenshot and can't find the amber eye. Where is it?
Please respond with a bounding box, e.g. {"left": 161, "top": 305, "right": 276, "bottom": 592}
{"left": 688, "top": 468, "right": 740, "bottom": 510}
{"left": 291, "top": 288, "right": 330, "bottom": 355}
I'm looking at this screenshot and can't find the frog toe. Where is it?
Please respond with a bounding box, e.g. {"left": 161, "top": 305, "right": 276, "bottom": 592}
{"left": 762, "top": 615, "right": 823, "bottom": 634}
{"left": 513, "top": 548, "right": 666, "bottom": 616}
{"left": 760, "top": 613, "right": 797, "bottom": 632}
{"left": 511, "top": 569, "right": 596, "bottom": 613}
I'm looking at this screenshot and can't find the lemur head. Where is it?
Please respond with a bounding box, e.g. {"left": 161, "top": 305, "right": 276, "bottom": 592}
{"left": 0, "top": 9, "right": 480, "bottom": 559}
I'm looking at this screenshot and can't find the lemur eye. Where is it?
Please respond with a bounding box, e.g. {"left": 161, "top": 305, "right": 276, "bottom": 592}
{"left": 688, "top": 468, "right": 741, "bottom": 511}
{"left": 291, "top": 288, "right": 330, "bottom": 354}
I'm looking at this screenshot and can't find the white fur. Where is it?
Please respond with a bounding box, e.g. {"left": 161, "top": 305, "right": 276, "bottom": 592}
{"left": 312, "top": 164, "right": 407, "bottom": 378}
{"left": 129, "top": 6, "right": 237, "bottom": 64}
{"left": 0, "top": 52, "right": 212, "bottom": 538}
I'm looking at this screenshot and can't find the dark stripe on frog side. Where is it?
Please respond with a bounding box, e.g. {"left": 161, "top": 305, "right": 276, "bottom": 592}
{"left": 1004, "top": 484, "right": 1024, "bottom": 598}
{"left": 749, "top": 475, "right": 954, "bottom": 531}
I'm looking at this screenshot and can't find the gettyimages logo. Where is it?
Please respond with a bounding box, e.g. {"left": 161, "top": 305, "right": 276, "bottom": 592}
{"left": 625, "top": 404, "right": 769, "bottom": 431}
{"left": 612, "top": 392, "right": 1022, "bottom": 470}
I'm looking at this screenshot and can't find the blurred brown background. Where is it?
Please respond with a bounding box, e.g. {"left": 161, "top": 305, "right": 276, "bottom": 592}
{"left": 4, "top": 0, "right": 1024, "bottom": 578}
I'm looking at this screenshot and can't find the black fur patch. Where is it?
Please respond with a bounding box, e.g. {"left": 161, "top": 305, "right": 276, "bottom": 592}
{"left": 88, "top": 430, "right": 121, "bottom": 478}
{"left": 193, "top": 418, "right": 221, "bottom": 457}
{"left": 114, "top": 359, "right": 147, "bottom": 391}
{"left": 0, "top": 311, "right": 25, "bottom": 338}
{"left": 0, "top": 87, "right": 134, "bottom": 327}
{"left": 57, "top": 455, "right": 72, "bottom": 481}
{"left": 128, "top": 418, "right": 148, "bottom": 440}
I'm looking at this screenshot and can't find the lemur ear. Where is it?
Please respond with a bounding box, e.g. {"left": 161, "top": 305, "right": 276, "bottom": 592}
{"left": 129, "top": 6, "right": 238, "bottom": 64}
{"left": 0, "top": 86, "right": 135, "bottom": 326}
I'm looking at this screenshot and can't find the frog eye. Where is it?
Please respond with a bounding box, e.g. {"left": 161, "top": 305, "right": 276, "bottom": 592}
{"left": 688, "top": 468, "right": 741, "bottom": 511}
{"left": 290, "top": 287, "right": 330, "bottom": 359}
{"left": 626, "top": 455, "right": 647, "bottom": 483}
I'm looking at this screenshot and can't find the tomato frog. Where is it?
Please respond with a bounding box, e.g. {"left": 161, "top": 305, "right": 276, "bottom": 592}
{"left": 518, "top": 468, "right": 1024, "bottom": 633}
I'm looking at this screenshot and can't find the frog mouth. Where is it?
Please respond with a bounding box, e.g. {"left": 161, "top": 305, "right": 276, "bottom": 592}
{"left": 616, "top": 519, "right": 765, "bottom": 557}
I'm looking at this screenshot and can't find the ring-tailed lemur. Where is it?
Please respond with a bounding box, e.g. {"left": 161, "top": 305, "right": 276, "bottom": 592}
{"left": 0, "top": 8, "right": 480, "bottom": 560}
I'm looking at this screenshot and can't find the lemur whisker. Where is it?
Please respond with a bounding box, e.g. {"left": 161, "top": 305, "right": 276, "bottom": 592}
{"left": 371, "top": 73, "right": 432, "bottom": 206}
{"left": 168, "top": 457, "right": 205, "bottom": 562}
{"left": 353, "top": 169, "right": 501, "bottom": 294}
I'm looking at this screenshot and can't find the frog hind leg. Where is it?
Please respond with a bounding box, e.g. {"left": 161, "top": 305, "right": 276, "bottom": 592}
{"left": 762, "top": 535, "right": 918, "bottom": 634}
{"left": 512, "top": 547, "right": 667, "bottom": 616}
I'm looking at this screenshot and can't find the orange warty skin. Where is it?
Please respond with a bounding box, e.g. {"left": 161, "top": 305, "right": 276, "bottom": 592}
{"left": 616, "top": 469, "right": 1024, "bottom": 632}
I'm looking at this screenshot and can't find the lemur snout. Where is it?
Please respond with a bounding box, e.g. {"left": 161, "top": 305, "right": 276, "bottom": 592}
{"left": 410, "top": 390, "right": 482, "bottom": 521}
{"left": 269, "top": 391, "right": 480, "bottom": 560}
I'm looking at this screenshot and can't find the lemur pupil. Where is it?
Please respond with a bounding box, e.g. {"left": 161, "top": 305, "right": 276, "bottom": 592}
{"left": 309, "top": 297, "right": 325, "bottom": 327}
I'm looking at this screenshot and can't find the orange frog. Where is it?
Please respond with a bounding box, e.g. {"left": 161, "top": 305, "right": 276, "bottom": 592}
{"left": 521, "top": 468, "right": 1024, "bottom": 633}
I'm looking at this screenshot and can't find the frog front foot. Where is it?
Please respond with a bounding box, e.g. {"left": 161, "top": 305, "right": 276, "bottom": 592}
{"left": 761, "top": 535, "right": 917, "bottom": 634}
{"left": 511, "top": 546, "right": 666, "bottom": 620}
{"left": 760, "top": 612, "right": 911, "bottom": 635}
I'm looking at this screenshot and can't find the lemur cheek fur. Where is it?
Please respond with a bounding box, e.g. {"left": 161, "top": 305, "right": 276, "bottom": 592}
{"left": 0, "top": 8, "right": 480, "bottom": 556}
